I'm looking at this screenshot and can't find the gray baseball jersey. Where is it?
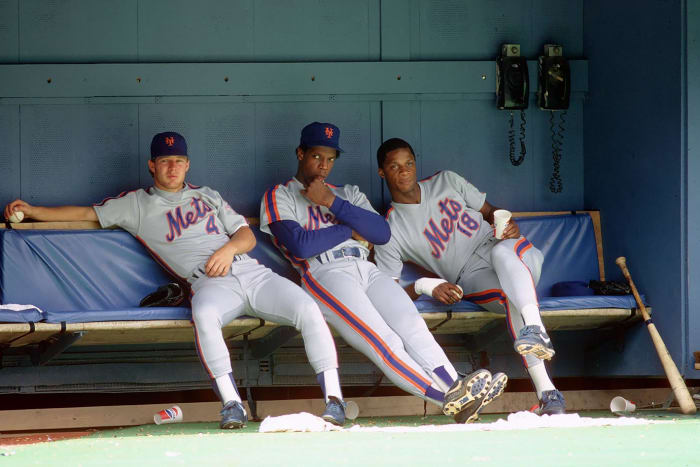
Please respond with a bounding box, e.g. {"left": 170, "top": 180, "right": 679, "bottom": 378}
{"left": 94, "top": 183, "right": 248, "bottom": 282}
{"left": 259, "top": 178, "right": 371, "bottom": 274}
{"left": 93, "top": 183, "right": 338, "bottom": 381}
{"left": 374, "top": 170, "right": 492, "bottom": 283}
{"left": 375, "top": 170, "right": 550, "bottom": 372}
{"left": 260, "top": 177, "right": 459, "bottom": 406}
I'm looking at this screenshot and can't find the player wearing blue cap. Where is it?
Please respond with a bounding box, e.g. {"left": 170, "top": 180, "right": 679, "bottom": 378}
{"left": 3, "top": 131, "right": 349, "bottom": 428}
{"left": 374, "top": 138, "right": 566, "bottom": 415}
{"left": 260, "top": 122, "right": 507, "bottom": 423}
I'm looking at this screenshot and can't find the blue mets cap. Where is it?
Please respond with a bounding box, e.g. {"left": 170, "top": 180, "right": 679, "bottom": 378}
{"left": 151, "top": 132, "right": 188, "bottom": 160}
{"left": 299, "top": 122, "right": 344, "bottom": 153}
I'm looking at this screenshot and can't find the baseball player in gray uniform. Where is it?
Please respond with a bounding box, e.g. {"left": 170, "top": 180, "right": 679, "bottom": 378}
{"left": 3, "top": 131, "right": 348, "bottom": 428}
{"left": 259, "top": 122, "right": 506, "bottom": 423}
{"left": 374, "top": 138, "right": 566, "bottom": 415}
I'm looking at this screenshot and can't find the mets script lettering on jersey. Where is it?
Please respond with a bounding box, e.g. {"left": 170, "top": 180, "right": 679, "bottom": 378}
{"left": 423, "top": 198, "right": 480, "bottom": 258}
{"left": 165, "top": 198, "right": 219, "bottom": 242}
{"left": 306, "top": 206, "right": 337, "bottom": 230}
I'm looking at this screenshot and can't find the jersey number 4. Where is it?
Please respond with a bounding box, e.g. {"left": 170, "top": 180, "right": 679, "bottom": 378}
{"left": 206, "top": 215, "right": 220, "bottom": 234}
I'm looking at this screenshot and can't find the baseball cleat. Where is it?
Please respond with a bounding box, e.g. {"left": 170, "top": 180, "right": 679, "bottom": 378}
{"left": 321, "top": 396, "right": 347, "bottom": 426}
{"left": 514, "top": 325, "right": 555, "bottom": 360}
{"left": 220, "top": 400, "right": 248, "bottom": 429}
{"left": 454, "top": 372, "right": 508, "bottom": 424}
{"left": 538, "top": 389, "right": 566, "bottom": 415}
{"left": 442, "top": 369, "right": 492, "bottom": 416}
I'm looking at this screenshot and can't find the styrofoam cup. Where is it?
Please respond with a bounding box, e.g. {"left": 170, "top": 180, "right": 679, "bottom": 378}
{"left": 493, "top": 209, "right": 512, "bottom": 239}
{"left": 345, "top": 400, "right": 359, "bottom": 420}
{"left": 610, "top": 396, "right": 636, "bottom": 413}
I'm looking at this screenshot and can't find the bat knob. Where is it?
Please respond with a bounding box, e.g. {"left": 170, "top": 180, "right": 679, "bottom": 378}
{"left": 615, "top": 256, "right": 627, "bottom": 268}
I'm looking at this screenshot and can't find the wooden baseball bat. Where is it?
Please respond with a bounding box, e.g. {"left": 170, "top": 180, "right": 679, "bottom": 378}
{"left": 616, "top": 256, "right": 696, "bottom": 414}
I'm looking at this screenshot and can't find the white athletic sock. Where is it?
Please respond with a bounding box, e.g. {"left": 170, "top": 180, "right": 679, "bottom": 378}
{"left": 321, "top": 369, "right": 343, "bottom": 402}
{"left": 527, "top": 362, "right": 556, "bottom": 399}
{"left": 215, "top": 374, "right": 241, "bottom": 405}
{"left": 520, "top": 304, "right": 546, "bottom": 331}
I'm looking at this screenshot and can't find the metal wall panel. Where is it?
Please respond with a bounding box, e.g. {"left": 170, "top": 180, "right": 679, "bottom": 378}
{"left": 412, "top": 0, "right": 583, "bottom": 60}
{"left": 138, "top": 0, "right": 255, "bottom": 62}
{"left": 19, "top": 0, "right": 137, "bottom": 63}
{"left": 139, "top": 103, "right": 257, "bottom": 214}
{"left": 139, "top": 0, "right": 379, "bottom": 62}
{"left": 0, "top": 105, "right": 20, "bottom": 209}
{"left": 19, "top": 105, "right": 139, "bottom": 206}
{"left": 414, "top": 98, "right": 583, "bottom": 212}
{"left": 0, "top": 0, "right": 18, "bottom": 63}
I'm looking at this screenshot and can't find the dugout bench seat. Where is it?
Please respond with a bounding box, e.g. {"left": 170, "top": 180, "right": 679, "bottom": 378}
{"left": 0, "top": 211, "right": 643, "bottom": 368}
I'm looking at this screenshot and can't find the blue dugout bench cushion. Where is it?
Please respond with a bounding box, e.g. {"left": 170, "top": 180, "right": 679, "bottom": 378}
{"left": 0, "top": 211, "right": 642, "bottom": 347}
{"left": 43, "top": 306, "right": 191, "bottom": 324}
{"left": 413, "top": 295, "right": 645, "bottom": 313}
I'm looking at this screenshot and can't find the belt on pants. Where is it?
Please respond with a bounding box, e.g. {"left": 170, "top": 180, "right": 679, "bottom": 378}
{"left": 314, "top": 247, "right": 366, "bottom": 264}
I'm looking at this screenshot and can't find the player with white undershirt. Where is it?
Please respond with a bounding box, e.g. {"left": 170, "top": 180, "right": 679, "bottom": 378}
{"left": 3, "top": 131, "right": 348, "bottom": 428}
{"left": 373, "top": 137, "right": 566, "bottom": 415}
{"left": 260, "top": 122, "right": 507, "bottom": 423}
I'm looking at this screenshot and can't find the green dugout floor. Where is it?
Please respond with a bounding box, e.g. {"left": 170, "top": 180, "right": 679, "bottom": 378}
{"left": 1, "top": 411, "right": 698, "bottom": 466}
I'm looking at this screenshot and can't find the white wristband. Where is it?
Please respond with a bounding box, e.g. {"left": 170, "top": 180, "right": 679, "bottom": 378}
{"left": 414, "top": 277, "right": 448, "bottom": 297}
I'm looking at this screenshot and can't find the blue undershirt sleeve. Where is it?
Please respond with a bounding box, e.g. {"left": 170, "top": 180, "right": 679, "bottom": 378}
{"left": 269, "top": 219, "right": 352, "bottom": 259}
{"left": 329, "top": 197, "right": 391, "bottom": 245}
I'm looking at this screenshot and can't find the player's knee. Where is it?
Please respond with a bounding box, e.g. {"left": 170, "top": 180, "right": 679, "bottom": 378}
{"left": 525, "top": 248, "right": 544, "bottom": 284}
{"left": 191, "top": 302, "right": 224, "bottom": 329}
{"left": 491, "top": 241, "right": 516, "bottom": 265}
{"left": 290, "top": 297, "right": 326, "bottom": 329}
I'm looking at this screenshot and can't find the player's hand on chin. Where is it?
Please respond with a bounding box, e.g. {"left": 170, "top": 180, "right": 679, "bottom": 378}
{"left": 205, "top": 247, "right": 235, "bottom": 277}
{"left": 501, "top": 220, "right": 521, "bottom": 239}
{"left": 301, "top": 176, "right": 335, "bottom": 207}
{"left": 432, "top": 282, "right": 463, "bottom": 305}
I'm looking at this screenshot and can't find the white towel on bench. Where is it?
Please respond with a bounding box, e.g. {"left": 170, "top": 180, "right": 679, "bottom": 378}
{"left": 0, "top": 304, "right": 44, "bottom": 314}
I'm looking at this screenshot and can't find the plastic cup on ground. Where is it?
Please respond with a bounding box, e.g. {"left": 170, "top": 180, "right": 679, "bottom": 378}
{"left": 610, "top": 396, "right": 636, "bottom": 414}
{"left": 345, "top": 400, "right": 359, "bottom": 420}
{"left": 154, "top": 405, "right": 183, "bottom": 424}
{"left": 493, "top": 209, "right": 512, "bottom": 239}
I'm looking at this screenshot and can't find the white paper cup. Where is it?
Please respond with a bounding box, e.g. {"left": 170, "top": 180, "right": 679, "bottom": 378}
{"left": 493, "top": 209, "right": 512, "bottom": 239}
{"left": 154, "top": 405, "right": 183, "bottom": 424}
{"left": 610, "top": 396, "right": 636, "bottom": 414}
{"left": 345, "top": 400, "right": 359, "bottom": 420}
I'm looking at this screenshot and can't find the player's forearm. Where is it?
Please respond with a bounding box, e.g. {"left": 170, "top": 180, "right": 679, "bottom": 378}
{"left": 226, "top": 226, "right": 256, "bottom": 254}
{"left": 329, "top": 197, "right": 391, "bottom": 245}
{"left": 269, "top": 220, "right": 351, "bottom": 258}
{"left": 27, "top": 205, "right": 98, "bottom": 222}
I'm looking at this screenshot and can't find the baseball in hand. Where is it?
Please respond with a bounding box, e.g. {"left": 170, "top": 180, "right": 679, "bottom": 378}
{"left": 8, "top": 211, "right": 24, "bottom": 223}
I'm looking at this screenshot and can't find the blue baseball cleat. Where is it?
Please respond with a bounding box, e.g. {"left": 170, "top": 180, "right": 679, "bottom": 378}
{"left": 442, "top": 369, "right": 492, "bottom": 416}
{"left": 538, "top": 389, "right": 566, "bottom": 415}
{"left": 220, "top": 400, "right": 248, "bottom": 429}
{"left": 454, "top": 372, "right": 508, "bottom": 424}
{"left": 321, "top": 396, "right": 347, "bottom": 426}
{"left": 514, "top": 325, "right": 556, "bottom": 360}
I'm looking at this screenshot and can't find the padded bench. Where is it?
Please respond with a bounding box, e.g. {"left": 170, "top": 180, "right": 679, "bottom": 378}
{"left": 0, "top": 211, "right": 642, "bottom": 364}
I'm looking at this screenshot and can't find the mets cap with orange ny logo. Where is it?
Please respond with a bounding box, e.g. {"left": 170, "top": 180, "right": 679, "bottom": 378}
{"left": 150, "top": 131, "right": 188, "bottom": 160}
{"left": 299, "top": 122, "right": 344, "bottom": 154}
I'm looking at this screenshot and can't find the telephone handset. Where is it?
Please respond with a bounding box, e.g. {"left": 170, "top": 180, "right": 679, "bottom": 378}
{"left": 496, "top": 44, "right": 528, "bottom": 166}
{"left": 537, "top": 44, "right": 570, "bottom": 193}
{"left": 537, "top": 44, "right": 570, "bottom": 110}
